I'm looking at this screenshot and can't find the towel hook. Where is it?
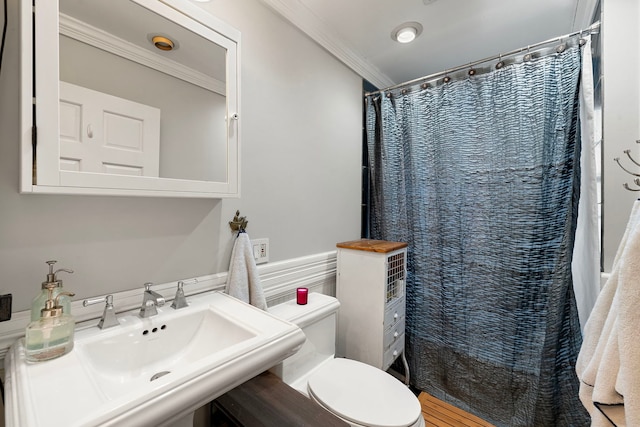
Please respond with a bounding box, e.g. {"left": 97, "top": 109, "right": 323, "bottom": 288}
{"left": 229, "top": 210, "right": 248, "bottom": 233}
{"left": 615, "top": 140, "right": 640, "bottom": 191}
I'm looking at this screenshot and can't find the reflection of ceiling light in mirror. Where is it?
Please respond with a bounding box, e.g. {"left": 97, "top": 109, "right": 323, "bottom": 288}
{"left": 392, "top": 22, "right": 423, "bottom": 43}
{"left": 152, "top": 35, "right": 175, "bottom": 51}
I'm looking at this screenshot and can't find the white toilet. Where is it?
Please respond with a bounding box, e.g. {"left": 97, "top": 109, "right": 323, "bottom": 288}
{"left": 269, "top": 292, "right": 425, "bottom": 427}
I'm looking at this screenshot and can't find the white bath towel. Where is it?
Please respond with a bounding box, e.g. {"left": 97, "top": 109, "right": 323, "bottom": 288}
{"left": 576, "top": 200, "right": 640, "bottom": 426}
{"left": 225, "top": 232, "right": 267, "bottom": 310}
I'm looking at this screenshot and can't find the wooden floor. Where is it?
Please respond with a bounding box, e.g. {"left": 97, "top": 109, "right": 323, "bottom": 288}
{"left": 419, "top": 392, "right": 495, "bottom": 427}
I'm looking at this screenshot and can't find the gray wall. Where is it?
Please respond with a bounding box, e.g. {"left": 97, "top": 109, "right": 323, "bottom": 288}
{"left": 0, "top": 0, "right": 363, "bottom": 312}
{"left": 601, "top": 0, "right": 640, "bottom": 272}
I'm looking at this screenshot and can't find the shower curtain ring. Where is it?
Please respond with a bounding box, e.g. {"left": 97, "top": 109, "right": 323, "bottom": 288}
{"left": 524, "top": 46, "right": 532, "bottom": 62}
{"left": 496, "top": 54, "right": 505, "bottom": 69}
{"left": 579, "top": 30, "right": 587, "bottom": 46}
{"left": 442, "top": 70, "right": 451, "bottom": 83}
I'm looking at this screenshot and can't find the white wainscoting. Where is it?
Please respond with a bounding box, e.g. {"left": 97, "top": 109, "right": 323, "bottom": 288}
{"left": 0, "top": 251, "right": 337, "bottom": 363}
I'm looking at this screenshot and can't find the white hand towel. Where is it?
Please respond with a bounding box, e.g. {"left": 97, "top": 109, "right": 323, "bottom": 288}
{"left": 225, "top": 232, "right": 267, "bottom": 310}
{"left": 576, "top": 200, "right": 640, "bottom": 426}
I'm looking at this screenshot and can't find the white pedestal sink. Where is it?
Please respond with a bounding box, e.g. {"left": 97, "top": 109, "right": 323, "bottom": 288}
{"left": 4, "top": 291, "right": 305, "bottom": 427}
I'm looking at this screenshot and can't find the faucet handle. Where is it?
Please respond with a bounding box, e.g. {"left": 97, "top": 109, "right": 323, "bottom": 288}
{"left": 143, "top": 282, "right": 165, "bottom": 306}
{"left": 83, "top": 294, "right": 119, "bottom": 329}
{"left": 170, "top": 278, "right": 198, "bottom": 310}
{"left": 140, "top": 299, "right": 159, "bottom": 318}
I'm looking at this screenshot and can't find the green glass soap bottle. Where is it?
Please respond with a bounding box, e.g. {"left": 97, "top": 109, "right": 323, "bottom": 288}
{"left": 25, "top": 286, "right": 76, "bottom": 363}
{"left": 31, "top": 260, "right": 73, "bottom": 321}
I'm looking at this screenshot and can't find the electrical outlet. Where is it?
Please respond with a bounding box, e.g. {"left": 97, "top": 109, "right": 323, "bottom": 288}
{"left": 0, "top": 294, "right": 12, "bottom": 322}
{"left": 251, "top": 238, "right": 269, "bottom": 264}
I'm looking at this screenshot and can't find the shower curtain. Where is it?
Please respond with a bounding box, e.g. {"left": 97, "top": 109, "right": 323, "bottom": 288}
{"left": 572, "top": 36, "right": 600, "bottom": 331}
{"left": 366, "top": 41, "right": 590, "bottom": 427}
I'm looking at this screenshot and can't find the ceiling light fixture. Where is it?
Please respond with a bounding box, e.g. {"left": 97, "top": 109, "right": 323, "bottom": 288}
{"left": 152, "top": 35, "right": 175, "bottom": 51}
{"left": 392, "top": 22, "right": 423, "bottom": 44}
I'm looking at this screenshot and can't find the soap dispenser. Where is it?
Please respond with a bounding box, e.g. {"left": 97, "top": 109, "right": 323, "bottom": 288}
{"left": 31, "top": 260, "right": 73, "bottom": 321}
{"left": 25, "top": 286, "right": 76, "bottom": 363}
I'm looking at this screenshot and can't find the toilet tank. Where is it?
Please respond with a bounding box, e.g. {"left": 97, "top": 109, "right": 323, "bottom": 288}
{"left": 268, "top": 293, "right": 340, "bottom": 387}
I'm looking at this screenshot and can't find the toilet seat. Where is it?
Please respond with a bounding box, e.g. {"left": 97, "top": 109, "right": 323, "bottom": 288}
{"left": 307, "top": 358, "right": 422, "bottom": 427}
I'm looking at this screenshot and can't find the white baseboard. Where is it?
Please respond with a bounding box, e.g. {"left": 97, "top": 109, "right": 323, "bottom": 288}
{"left": 0, "top": 251, "right": 337, "bottom": 363}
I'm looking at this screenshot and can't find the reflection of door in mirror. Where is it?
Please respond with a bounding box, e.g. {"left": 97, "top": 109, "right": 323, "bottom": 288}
{"left": 60, "top": 82, "right": 161, "bottom": 177}
{"left": 59, "top": 0, "right": 228, "bottom": 182}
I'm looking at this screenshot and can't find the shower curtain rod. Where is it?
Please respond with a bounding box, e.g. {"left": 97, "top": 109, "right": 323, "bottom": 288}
{"left": 365, "top": 21, "right": 600, "bottom": 97}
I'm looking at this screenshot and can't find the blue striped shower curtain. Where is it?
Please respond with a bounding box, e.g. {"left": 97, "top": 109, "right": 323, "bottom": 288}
{"left": 365, "top": 42, "right": 589, "bottom": 426}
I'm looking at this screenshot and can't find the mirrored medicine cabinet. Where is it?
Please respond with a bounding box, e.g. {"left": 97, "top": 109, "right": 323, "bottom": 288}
{"left": 20, "top": 0, "right": 240, "bottom": 198}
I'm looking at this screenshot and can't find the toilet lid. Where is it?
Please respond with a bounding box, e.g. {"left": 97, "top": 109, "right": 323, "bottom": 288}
{"left": 307, "top": 358, "right": 421, "bottom": 427}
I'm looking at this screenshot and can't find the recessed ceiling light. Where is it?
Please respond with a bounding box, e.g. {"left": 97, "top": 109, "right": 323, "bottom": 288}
{"left": 152, "top": 35, "right": 175, "bottom": 51}
{"left": 391, "top": 22, "right": 423, "bottom": 44}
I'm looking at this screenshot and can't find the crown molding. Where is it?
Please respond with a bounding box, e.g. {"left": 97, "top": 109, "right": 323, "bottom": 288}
{"left": 258, "top": 0, "right": 395, "bottom": 90}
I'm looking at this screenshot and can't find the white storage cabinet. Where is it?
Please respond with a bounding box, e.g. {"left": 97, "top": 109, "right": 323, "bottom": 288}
{"left": 336, "top": 239, "right": 407, "bottom": 371}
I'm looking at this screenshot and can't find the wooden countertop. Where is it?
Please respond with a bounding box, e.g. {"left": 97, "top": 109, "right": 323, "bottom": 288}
{"left": 336, "top": 239, "right": 407, "bottom": 253}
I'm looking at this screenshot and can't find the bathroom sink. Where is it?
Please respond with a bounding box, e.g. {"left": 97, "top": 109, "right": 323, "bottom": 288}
{"left": 78, "top": 304, "right": 258, "bottom": 400}
{"left": 4, "top": 291, "right": 305, "bottom": 427}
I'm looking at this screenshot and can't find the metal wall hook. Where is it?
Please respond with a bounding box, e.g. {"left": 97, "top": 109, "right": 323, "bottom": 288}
{"left": 614, "top": 157, "right": 640, "bottom": 177}
{"left": 615, "top": 141, "right": 640, "bottom": 191}
{"left": 624, "top": 149, "right": 640, "bottom": 167}
{"left": 229, "top": 210, "right": 248, "bottom": 232}
{"left": 623, "top": 182, "right": 640, "bottom": 192}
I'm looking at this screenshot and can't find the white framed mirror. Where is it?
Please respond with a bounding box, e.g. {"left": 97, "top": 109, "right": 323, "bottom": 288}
{"left": 20, "top": 0, "right": 240, "bottom": 198}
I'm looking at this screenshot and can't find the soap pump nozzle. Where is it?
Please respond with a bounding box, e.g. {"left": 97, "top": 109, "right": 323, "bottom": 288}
{"left": 42, "top": 260, "right": 73, "bottom": 289}
{"left": 40, "top": 287, "right": 75, "bottom": 319}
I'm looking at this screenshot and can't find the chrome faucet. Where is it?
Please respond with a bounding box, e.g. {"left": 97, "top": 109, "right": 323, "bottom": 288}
{"left": 140, "top": 282, "right": 165, "bottom": 318}
{"left": 170, "top": 278, "right": 198, "bottom": 310}
{"left": 170, "top": 281, "right": 188, "bottom": 310}
{"left": 83, "top": 294, "right": 119, "bottom": 329}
